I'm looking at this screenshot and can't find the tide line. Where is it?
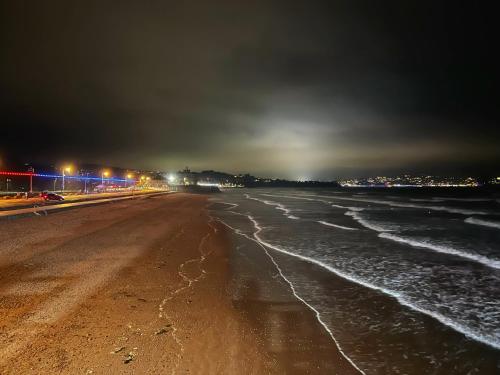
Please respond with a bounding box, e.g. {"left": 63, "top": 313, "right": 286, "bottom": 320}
{"left": 213, "top": 214, "right": 366, "bottom": 375}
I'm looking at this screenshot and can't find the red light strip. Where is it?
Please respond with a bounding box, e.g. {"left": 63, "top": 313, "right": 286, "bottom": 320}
{"left": 0, "top": 171, "right": 34, "bottom": 176}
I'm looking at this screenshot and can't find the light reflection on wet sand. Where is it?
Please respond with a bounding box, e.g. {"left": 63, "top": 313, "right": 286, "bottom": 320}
{"left": 227, "top": 239, "right": 360, "bottom": 374}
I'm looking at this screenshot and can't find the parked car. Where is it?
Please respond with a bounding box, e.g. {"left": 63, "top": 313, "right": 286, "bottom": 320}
{"left": 40, "top": 192, "right": 65, "bottom": 201}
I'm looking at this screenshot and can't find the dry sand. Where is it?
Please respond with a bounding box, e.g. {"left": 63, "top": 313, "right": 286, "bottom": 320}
{"left": 0, "top": 193, "right": 359, "bottom": 374}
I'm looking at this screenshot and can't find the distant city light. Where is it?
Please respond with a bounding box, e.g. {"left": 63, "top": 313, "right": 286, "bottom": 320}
{"left": 197, "top": 182, "right": 220, "bottom": 187}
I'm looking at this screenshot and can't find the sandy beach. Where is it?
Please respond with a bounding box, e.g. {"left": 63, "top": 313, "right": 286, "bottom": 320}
{"left": 0, "top": 193, "right": 357, "bottom": 374}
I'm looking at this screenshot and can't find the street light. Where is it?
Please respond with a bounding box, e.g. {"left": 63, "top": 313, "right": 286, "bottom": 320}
{"left": 62, "top": 166, "right": 72, "bottom": 192}
{"left": 102, "top": 170, "right": 109, "bottom": 185}
{"left": 126, "top": 173, "right": 133, "bottom": 188}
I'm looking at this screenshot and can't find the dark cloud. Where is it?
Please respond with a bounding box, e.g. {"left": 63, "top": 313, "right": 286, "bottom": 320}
{"left": 1, "top": 0, "right": 498, "bottom": 178}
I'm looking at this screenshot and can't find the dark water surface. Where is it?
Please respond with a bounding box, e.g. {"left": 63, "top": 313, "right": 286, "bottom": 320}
{"left": 209, "top": 188, "right": 500, "bottom": 374}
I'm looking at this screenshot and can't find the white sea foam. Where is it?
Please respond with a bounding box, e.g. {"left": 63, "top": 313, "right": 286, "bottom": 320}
{"left": 464, "top": 217, "right": 500, "bottom": 230}
{"left": 318, "top": 221, "right": 358, "bottom": 231}
{"left": 261, "top": 193, "right": 365, "bottom": 212}
{"left": 236, "top": 214, "right": 500, "bottom": 350}
{"left": 345, "top": 211, "right": 393, "bottom": 232}
{"left": 298, "top": 194, "right": 492, "bottom": 216}
{"left": 261, "top": 193, "right": 328, "bottom": 203}
{"left": 433, "top": 197, "right": 492, "bottom": 202}
{"left": 220, "top": 202, "right": 239, "bottom": 210}
{"left": 245, "top": 194, "right": 299, "bottom": 220}
{"left": 331, "top": 203, "right": 364, "bottom": 212}
{"left": 378, "top": 233, "right": 500, "bottom": 270}
{"left": 410, "top": 198, "right": 444, "bottom": 202}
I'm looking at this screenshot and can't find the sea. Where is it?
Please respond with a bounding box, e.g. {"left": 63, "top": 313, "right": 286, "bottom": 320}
{"left": 209, "top": 187, "right": 500, "bottom": 374}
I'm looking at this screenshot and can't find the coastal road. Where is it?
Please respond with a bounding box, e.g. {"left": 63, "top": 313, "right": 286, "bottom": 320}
{"left": 0, "top": 191, "right": 171, "bottom": 218}
{"left": 0, "top": 190, "right": 165, "bottom": 211}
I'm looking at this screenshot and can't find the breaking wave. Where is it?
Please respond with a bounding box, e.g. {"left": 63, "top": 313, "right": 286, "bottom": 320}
{"left": 245, "top": 194, "right": 299, "bottom": 220}
{"left": 344, "top": 211, "right": 394, "bottom": 232}
{"left": 239, "top": 214, "right": 500, "bottom": 351}
{"left": 465, "top": 217, "right": 500, "bottom": 230}
{"left": 378, "top": 233, "right": 500, "bottom": 270}
{"left": 318, "top": 221, "right": 358, "bottom": 231}
{"left": 298, "top": 194, "right": 492, "bottom": 216}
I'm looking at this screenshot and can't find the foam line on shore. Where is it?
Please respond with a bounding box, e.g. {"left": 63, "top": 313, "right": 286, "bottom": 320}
{"left": 215, "top": 211, "right": 500, "bottom": 351}
{"left": 213, "top": 214, "right": 366, "bottom": 375}
{"left": 318, "top": 221, "right": 358, "bottom": 231}
{"left": 379, "top": 233, "right": 500, "bottom": 270}
{"left": 465, "top": 217, "right": 500, "bottom": 230}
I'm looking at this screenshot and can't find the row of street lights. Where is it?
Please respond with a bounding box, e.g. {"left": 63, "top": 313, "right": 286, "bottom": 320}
{"left": 60, "top": 165, "right": 151, "bottom": 192}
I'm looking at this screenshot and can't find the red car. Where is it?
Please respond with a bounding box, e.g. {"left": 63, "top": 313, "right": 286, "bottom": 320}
{"left": 40, "top": 192, "right": 65, "bottom": 201}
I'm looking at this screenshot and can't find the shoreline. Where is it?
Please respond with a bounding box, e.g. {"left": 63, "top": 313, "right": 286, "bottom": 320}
{"left": 212, "top": 190, "right": 500, "bottom": 374}
{"left": 0, "top": 193, "right": 357, "bottom": 373}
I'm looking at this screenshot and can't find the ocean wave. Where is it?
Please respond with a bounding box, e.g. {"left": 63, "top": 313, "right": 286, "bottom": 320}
{"left": 261, "top": 193, "right": 365, "bottom": 212}
{"left": 345, "top": 211, "right": 395, "bottom": 232}
{"left": 409, "top": 198, "right": 445, "bottom": 202}
{"left": 433, "top": 197, "right": 493, "bottom": 202}
{"left": 378, "top": 233, "right": 500, "bottom": 270}
{"left": 331, "top": 204, "right": 364, "bottom": 212}
{"left": 245, "top": 194, "right": 299, "bottom": 220}
{"left": 229, "top": 214, "right": 500, "bottom": 351}
{"left": 318, "top": 221, "right": 358, "bottom": 231}
{"left": 261, "top": 193, "right": 328, "bottom": 203}
{"left": 299, "top": 194, "right": 492, "bottom": 216}
{"left": 464, "top": 217, "right": 500, "bottom": 230}
{"left": 220, "top": 202, "right": 239, "bottom": 210}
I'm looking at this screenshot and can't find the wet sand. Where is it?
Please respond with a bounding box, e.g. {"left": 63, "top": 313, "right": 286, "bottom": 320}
{"left": 0, "top": 193, "right": 358, "bottom": 374}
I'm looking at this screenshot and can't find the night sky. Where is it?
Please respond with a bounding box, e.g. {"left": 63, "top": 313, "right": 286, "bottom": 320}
{"left": 1, "top": 1, "right": 498, "bottom": 179}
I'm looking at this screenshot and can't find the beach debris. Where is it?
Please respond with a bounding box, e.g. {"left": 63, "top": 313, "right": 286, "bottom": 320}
{"left": 154, "top": 324, "right": 172, "bottom": 335}
{"left": 110, "top": 346, "right": 125, "bottom": 354}
{"left": 138, "top": 298, "right": 147, "bottom": 302}
{"left": 123, "top": 351, "right": 136, "bottom": 364}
